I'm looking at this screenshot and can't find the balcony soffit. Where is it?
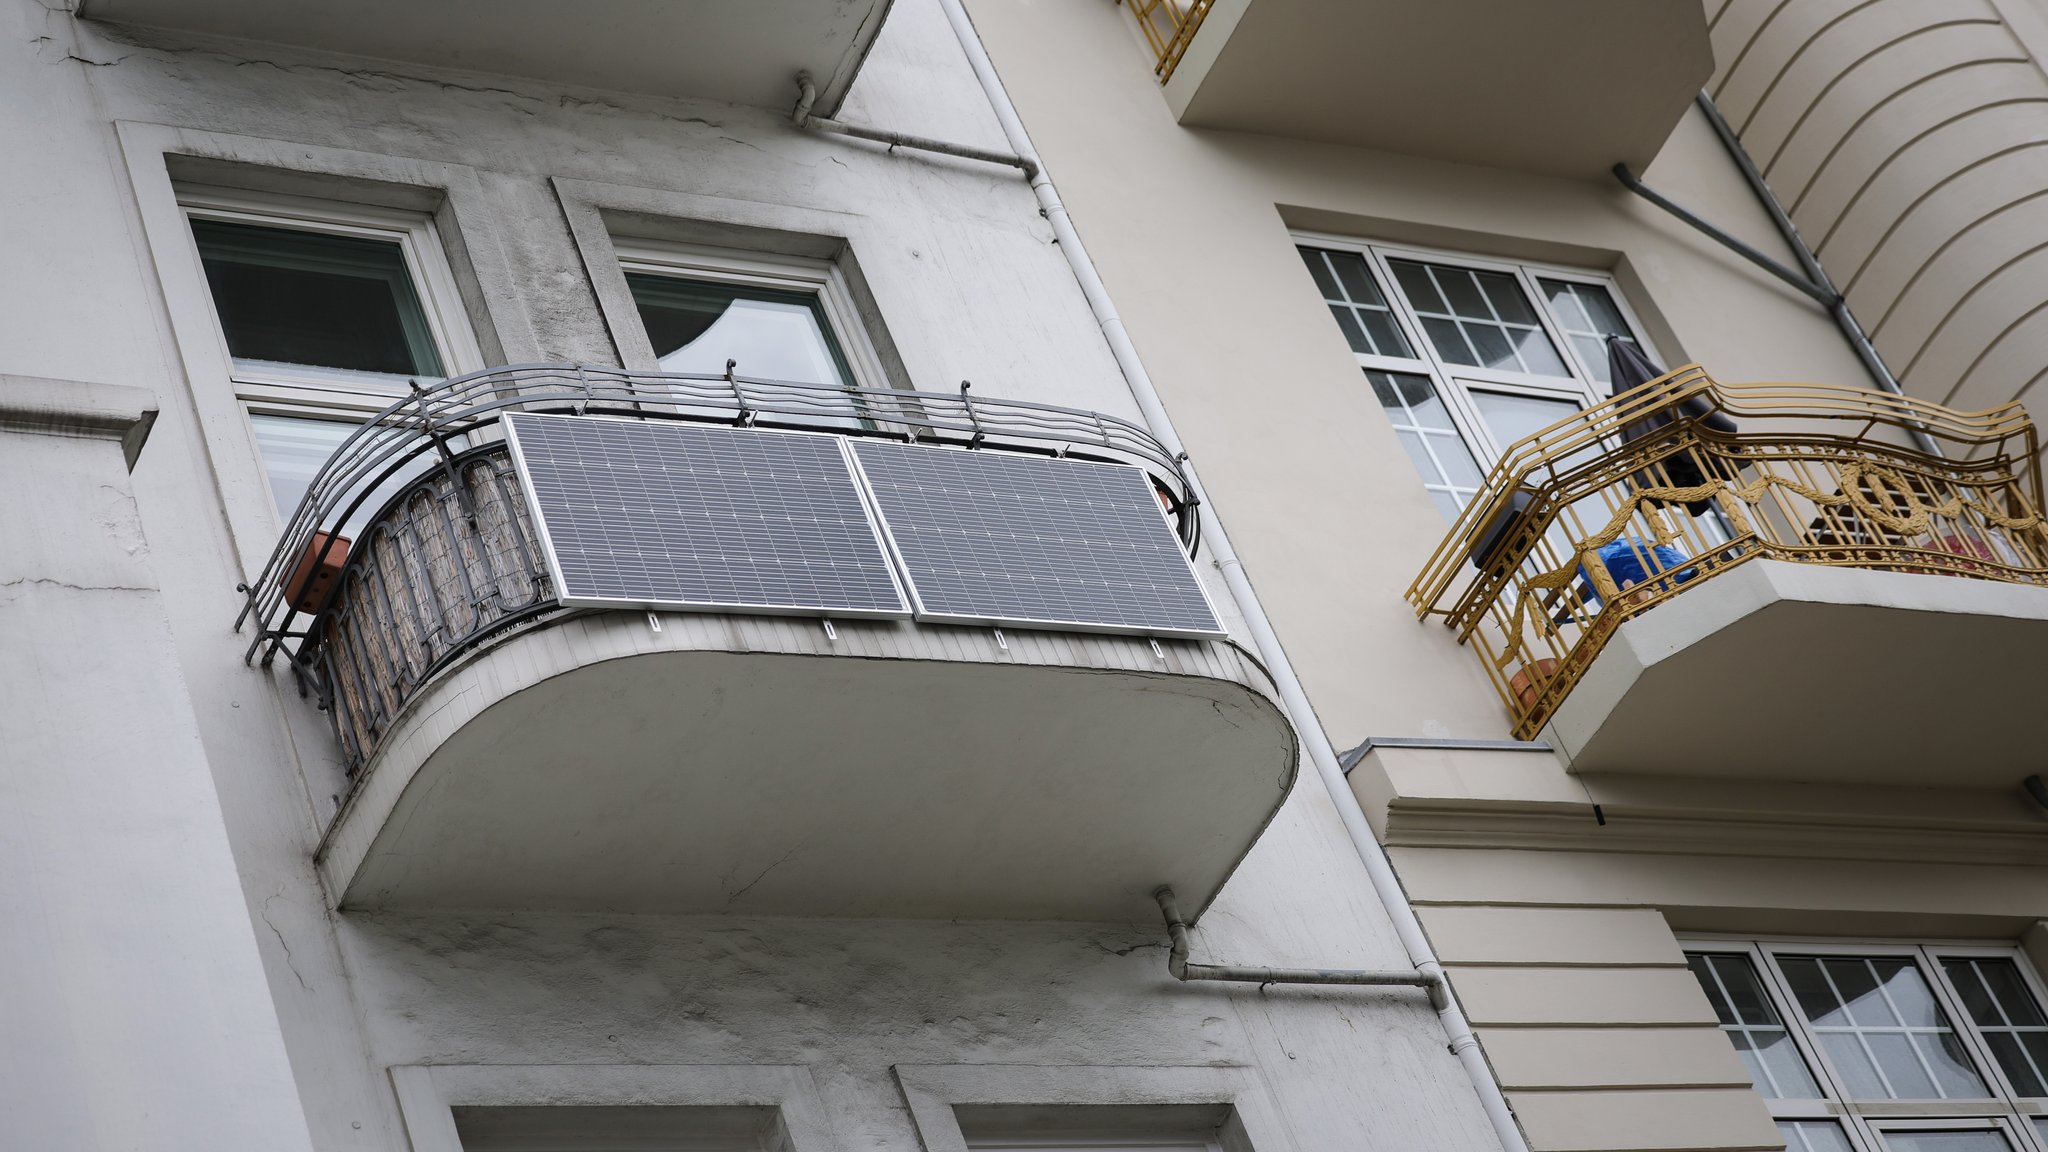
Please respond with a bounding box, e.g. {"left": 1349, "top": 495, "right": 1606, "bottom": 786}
{"left": 77, "top": 0, "right": 892, "bottom": 115}
{"left": 1162, "top": 0, "right": 1714, "bottom": 178}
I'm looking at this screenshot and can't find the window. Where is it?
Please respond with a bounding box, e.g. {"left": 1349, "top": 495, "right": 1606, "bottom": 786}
{"left": 183, "top": 189, "right": 479, "bottom": 530}
{"left": 617, "top": 243, "right": 883, "bottom": 390}
{"left": 1295, "top": 239, "right": 1655, "bottom": 523}
{"left": 1687, "top": 941, "right": 2048, "bottom": 1152}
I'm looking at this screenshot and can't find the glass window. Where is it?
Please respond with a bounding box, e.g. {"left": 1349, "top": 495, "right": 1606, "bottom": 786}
{"left": 1388, "top": 259, "right": 1569, "bottom": 377}
{"left": 1783, "top": 1122, "right": 1860, "bottom": 1152}
{"left": 1293, "top": 242, "right": 1642, "bottom": 524}
{"left": 1300, "top": 247, "right": 1412, "bottom": 358}
{"left": 1687, "top": 944, "right": 2048, "bottom": 1152}
{"left": 192, "top": 218, "right": 443, "bottom": 382}
{"left": 1779, "top": 955, "right": 1985, "bottom": 1100}
{"left": 249, "top": 412, "right": 463, "bottom": 536}
{"left": 1691, "top": 953, "right": 1824, "bottom": 1098}
{"left": 1878, "top": 1131, "right": 2017, "bottom": 1152}
{"left": 1541, "top": 278, "right": 1634, "bottom": 390}
{"left": 626, "top": 273, "right": 855, "bottom": 388}
{"left": 1943, "top": 958, "right": 2048, "bottom": 1097}
{"left": 184, "top": 200, "right": 468, "bottom": 534}
{"left": 1368, "top": 370, "right": 1485, "bottom": 524}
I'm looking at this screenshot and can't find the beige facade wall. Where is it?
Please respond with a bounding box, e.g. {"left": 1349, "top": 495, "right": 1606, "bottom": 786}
{"left": 965, "top": 1, "right": 2048, "bottom": 1149}
{"left": 1708, "top": 0, "right": 2048, "bottom": 415}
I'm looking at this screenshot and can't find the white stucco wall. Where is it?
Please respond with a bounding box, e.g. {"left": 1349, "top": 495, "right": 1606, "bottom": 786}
{"left": 0, "top": 0, "right": 1506, "bottom": 1148}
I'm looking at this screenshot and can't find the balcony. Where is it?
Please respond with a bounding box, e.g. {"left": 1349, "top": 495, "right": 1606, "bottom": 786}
{"left": 1132, "top": 0, "right": 1713, "bottom": 177}
{"left": 77, "top": 0, "right": 886, "bottom": 114}
{"left": 1409, "top": 367, "right": 2048, "bottom": 784}
{"left": 239, "top": 366, "right": 1294, "bottom": 918}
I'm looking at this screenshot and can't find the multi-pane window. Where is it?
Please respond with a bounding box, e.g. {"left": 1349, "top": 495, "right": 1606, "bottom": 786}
{"left": 1688, "top": 942, "right": 2048, "bottom": 1152}
{"left": 184, "top": 192, "right": 477, "bottom": 531}
{"left": 1295, "top": 239, "right": 1653, "bottom": 523}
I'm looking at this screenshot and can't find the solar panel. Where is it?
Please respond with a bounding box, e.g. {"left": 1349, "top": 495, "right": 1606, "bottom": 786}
{"left": 849, "top": 441, "right": 1224, "bottom": 638}
{"left": 503, "top": 413, "right": 908, "bottom": 617}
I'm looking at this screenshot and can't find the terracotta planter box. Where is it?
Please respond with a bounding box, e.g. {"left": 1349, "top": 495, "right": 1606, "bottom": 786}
{"left": 284, "top": 531, "right": 351, "bottom": 614}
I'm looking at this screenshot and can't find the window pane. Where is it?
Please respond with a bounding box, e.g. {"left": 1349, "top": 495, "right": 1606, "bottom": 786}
{"left": 1298, "top": 247, "right": 1412, "bottom": 359}
{"left": 627, "top": 274, "right": 853, "bottom": 388}
{"left": 191, "top": 218, "right": 442, "bottom": 379}
{"left": 1779, "top": 1121, "right": 1855, "bottom": 1152}
{"left": 1541, "top": 279, "right": 1635, "bottom": 389}
{"left": 1366, "top": 369, "right": 1484, "bottom": 523}
{"left": 1390, "top": 259, "right": 1569, "bottom": 378}
{"left": 1879, "top": 1131, "right": 2015, "bottom": 1152}
{"left": 250, "top": 412, "right": 462, "bottom": 539}
{"left": 1470, "top": 391, "right": 1579, "bottom": 451}
{"left": 1780, "top": 955, "right": 1989, "bottom": 1100}
{"left": 1687, "top": 953, "right": 1823, "bottom": 1099}
{"left": 1941, "top": 957, "right": 2048, "bottom": 1096}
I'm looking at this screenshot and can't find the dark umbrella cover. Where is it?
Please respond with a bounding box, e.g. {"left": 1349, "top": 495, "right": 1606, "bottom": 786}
{"left": 1609, "top": 335, "right": 1735, "bottom": 515}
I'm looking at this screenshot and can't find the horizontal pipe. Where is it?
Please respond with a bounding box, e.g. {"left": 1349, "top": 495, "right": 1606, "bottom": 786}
{"left": 1155, "top": 887, "right": 1443, "bottom": 993}
{"left": 792, "top": 73, "right": 1035, "bottom": 176}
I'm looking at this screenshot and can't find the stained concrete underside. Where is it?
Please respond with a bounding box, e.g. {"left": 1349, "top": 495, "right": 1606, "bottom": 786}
{"left": 324, "top": 614, "right": 1297, "bottom": 921}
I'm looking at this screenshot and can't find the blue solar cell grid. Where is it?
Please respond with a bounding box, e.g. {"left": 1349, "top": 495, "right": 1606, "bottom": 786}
{"left": 504, "top": 414, "right": 908, "bottom": 617}
{"left": 850, "top": 440, "right": 1224, "bottom": 638}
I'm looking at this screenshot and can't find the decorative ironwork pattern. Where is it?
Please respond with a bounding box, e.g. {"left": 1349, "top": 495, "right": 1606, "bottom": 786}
{"left": 235, "top": 364, "right": 1195, "bottom": 775}
{"left": 1126, "top": 0, "right": 1213, "bottom": 82}
{"left": 1408, "top": 366, "right": 2048, "bottom": 738}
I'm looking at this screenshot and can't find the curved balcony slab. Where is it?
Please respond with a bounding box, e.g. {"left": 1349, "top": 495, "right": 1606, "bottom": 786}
{"left": 316, "top": 609, "right": 1295, "bottom": 920}
{"left": 1546, "top": 559, "right": 2048, "bottom": 785}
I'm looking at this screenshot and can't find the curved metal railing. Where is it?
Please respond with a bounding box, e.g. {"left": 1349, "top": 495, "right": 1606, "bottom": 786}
{"left": 1408, "top": 365, "right": 2048, "bottom": 738}
{"left": 235, "top": 364, "right": 1198, "bottom": 770}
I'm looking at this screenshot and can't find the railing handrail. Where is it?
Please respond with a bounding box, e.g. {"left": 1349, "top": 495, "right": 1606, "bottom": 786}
{"left": 1409, "top": 366, "right": 2042, "bottom": 618}
{"left": 236, "top": 364, "right": 1196, "bottom": 666}
{"left": 1405, "top": 366, "right": 2048, "bottom": 737}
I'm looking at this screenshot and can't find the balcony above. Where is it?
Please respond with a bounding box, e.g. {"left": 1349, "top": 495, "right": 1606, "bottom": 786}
{"left": 1410, "top": 367, "right": 2048, "bottom": 784}
{"left": 77, "top": 0, "right": 887, "bottom": 114}
{"left": 240, "top": 366, "right": 1295, "bottom": 920}
{"left": 1136, "top": 0, "right": 1713, "bottom": 177}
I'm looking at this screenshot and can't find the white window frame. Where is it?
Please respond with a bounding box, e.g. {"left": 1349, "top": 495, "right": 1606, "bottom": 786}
{"left": 1683, "top": 936, "right": 2048, "bottom": 1152}
{"left": 612, "top": 240, "right": 891, "bottom": 394}
{"left": 181, "top": 186, "right": 482, "bottom": 412}
{"left": 177, "top": 187, "right": 484, "bottom": 530}
{"left": 1291, "top": 231, "right": 1663, "bottom": 469}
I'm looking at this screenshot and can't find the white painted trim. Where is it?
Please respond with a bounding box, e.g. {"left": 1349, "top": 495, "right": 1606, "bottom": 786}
{"left": 892, "top": 1065, "right": 1292, "bottom": 1152}
{"left": 387, "top": 1064, "right": 839, "bottom": 1152}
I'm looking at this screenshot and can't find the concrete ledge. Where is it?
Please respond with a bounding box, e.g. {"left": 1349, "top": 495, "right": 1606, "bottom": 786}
{"left": 0, "top": 374, "right": 158, "bottom": 468}
{"left": 1547, "top": 559, "right": 2048, "bottom": 784}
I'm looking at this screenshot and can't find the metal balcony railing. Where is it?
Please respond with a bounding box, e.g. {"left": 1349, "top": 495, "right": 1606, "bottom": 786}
{"left": 1408, "top": 365, "right": 2048, "bottom": 739}
{"left": 235, "top": 364, "right": 1198, "bottom": 774}
{"left": 1126, "top": 0, "right": 1212, "bottom": 82}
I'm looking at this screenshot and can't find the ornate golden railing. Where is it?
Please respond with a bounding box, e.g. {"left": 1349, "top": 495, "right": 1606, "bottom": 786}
{"left": 1408, "top": 366, "right": 2048, "bottom": 738}
{"left": 1125, "top": 0, "right": 1213, "bottom": 82}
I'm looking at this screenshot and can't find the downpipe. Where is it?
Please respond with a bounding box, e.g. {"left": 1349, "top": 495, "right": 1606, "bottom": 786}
{"left": 929, "top": 2, "right": 1529, "bottom": 1149}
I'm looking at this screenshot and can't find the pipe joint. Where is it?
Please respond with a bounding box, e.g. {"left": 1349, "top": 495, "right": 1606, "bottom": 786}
{"left": 1152, "top": 887, "right": 1441, "bottom": 991}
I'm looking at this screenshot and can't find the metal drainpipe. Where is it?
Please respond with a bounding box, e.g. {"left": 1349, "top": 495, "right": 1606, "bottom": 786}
{"left": 1687, "top": 91, "right": 1941, "bottom": 456}
{"left": 929, "top": 2, "right": 1529, "bottom": 1148}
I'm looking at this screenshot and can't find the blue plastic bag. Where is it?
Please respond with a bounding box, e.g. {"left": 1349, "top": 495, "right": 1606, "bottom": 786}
{"left": 1577, "top": 537, "right": 1697, "bottom": 609}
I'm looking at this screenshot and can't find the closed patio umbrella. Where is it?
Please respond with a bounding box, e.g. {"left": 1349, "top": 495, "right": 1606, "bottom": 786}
{"left": 1608, "top": 335, "right": 1734, "bottom": 515}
